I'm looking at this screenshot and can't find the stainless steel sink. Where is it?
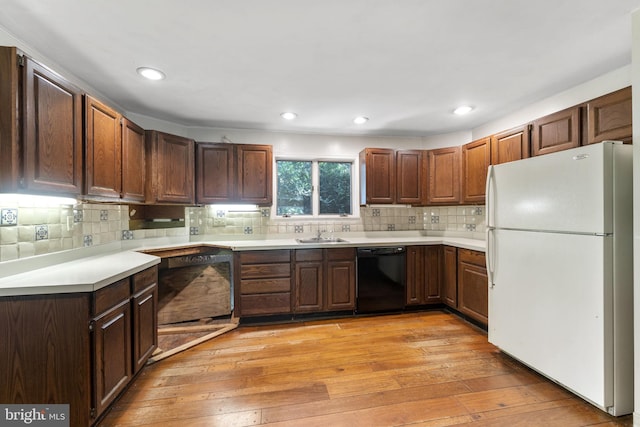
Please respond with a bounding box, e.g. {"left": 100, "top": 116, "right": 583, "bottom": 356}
{"left": 296, "top": 237, "right": 348, "bottom": 244}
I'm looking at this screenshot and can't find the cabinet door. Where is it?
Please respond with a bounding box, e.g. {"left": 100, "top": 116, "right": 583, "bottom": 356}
{"left": 146, "top": 131, "right": 195, "bottom": 204}
{"left": 457, "top": 250, "right": 488, "bottom": 326}
{"left": 587, "top": 86, "right": 632, "bottom": 145}
{"left": 24, "top": 57, "right": 83, "bottom": 195}
{"left": 326, "top": 259, "right": 355, "bottom": 310}
{"left": 442, "top": 246, "right": 457, "bottom": 308}
{"left": 132, "top": 284, "right": 157, "bottom": 374}
{"left": 196, "top": 143, "right": 234, "bottom": 204}
{"left": 92, "top": 300, "right": 132, "bottom": 418}
{"left": 424, "top": 245, "right": 442, "bottom": 303}
{"left": 121, "top": 118, "right": 146, "bottom": 201}
{"left": 405, "top": 246, "right": 424, "bottom": 305}
{"left": 461, "top": 137, "right": 490, "bottom": 204}
{"left": 396, "top": 150, "right": 425, "bottom": 204}
{"left": 491, "top": 125, "right": 531, "bottom": 165}
{"left": 0, "top": 47, "right": 20, "bottom": 192}
{"left": 85, "top": 96, "right": 122, "bottom": 198}
{"left": 295, "top": 262, "right": 323, "bottom": 312}
{"left": 531, "top": 106, "right": 581, "bottom": 156}
{"left": 237, "top": 144, "right": 272, "bottom": 204}
{"left": 360, "top": 148, "right": 395, "bottom": 204}
{"left": 427, "top": 147, "right": 460, "bottom": 204}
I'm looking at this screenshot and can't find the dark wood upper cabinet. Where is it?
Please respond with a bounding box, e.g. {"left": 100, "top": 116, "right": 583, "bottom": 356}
{"left": 396, "top": 149, "right": 425, "bottom": 204}
{"left": 587, "top": 86, "right": 632, "bottom": 145}
{"left": 196, "top": 143, "right": 234, "bottom": 204}
{"left": 461, "top": 137, "right": 491, "bottom": 204}
{"left": 0, "top": 47, "right": 20, "bottom": 192}
{"left": 359, "top": 148, "right": 395, "bottom": 204}
{"left": 196, "top": 143, "right": 272, "bottom": 205}
{"left": 531, "top": 106, "right": 581, "bottom": 156}
{"left": 236, "top": 144, "right": 272, "bottom": 204}
{"left": 427, "top": 146, "right": 460, "bottom": 205}
{"left": 121, "top": 118, "right": 146, "bottom": 202}
{"left": 145, "top": 130, "right": 195, "bottom": 204}
{"left": 84, "top": 95, "right": 122, "bottom": 198}
{"left": 24, "top": 56, "right": 83, "bottom": 195}
{"left": 490, "top": 124, "right": 531, "bottom": 165}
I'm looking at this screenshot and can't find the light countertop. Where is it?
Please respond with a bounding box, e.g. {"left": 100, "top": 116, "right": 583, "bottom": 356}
{"left": 0, "top": 232, "right": 485, "bottom": 297}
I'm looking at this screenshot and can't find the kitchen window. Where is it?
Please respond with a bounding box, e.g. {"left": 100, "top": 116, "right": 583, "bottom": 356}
{"left": 276, "top": 159, "right": 353, "bottom": 217}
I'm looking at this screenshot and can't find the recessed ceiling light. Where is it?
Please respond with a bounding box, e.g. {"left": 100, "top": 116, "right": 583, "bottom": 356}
{"left": 280, "top": 112, "right": 297, "bottom": 120}
{"left": 453, "top": 105, "right": 473, "bottom": 115}
{"left": 353, "top": 116, "right": 369, "bottom": 124}
{"left": 136, "top": 67, "right": 166, "bottom": 81}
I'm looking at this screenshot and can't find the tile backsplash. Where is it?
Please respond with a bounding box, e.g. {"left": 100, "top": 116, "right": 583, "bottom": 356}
{"left": 0, "top": 202, "right": 485, "bottom": 262}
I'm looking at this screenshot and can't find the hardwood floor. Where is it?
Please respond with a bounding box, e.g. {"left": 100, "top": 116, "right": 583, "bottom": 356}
{"left": 99, "top": 311, "right": 632, "bottom": 426}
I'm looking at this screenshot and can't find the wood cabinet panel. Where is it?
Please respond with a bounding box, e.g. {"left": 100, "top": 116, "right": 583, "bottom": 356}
{"left": 531, "top": 106, "right": 581, "bottom": 156}
{"left": 427, "top": 147, "right": 460, "bottom": 204}
{"left": 457, "top": 249, "right": 488, "bottom": 325}
{"left": 24, "top": 57, "right": 83, "bottom": 195}
{"left": 145, "top": 130, "right": 195, "bottom": 204}
{"left": 0, "top": 294, "right": 91, "bottom": 427}
{"left": 396, "top": 149, "right": 425, "bottom": 204}
{"left": 326, "top": 259, "right": 355, "bottom": 310}
{"left": 237, "top": 144, "right": 272, "bottom": 204}
{"left": 121, "top": 118, "right": 146, "bottom": 201}
{"left": 491, "top": 125, "right": 531, "bottom": 165}
{"left": 85, "top": 95, "right": 122, "bottom": 198}
{"left": 442, "top": 246, "right": 457, "bottom": 308}
{"left": 240, "top": 250, "right": 290, "bottom": 264}
{"left": 461, "top": 137, "right": 490, "bottom": 204}
{"left": 587, "top": 86, "right": 632, "bottom": 145}
{"left": 239, "top": 293, "right": 292, "bottom": 316}
{"left": 424, "top": 245, "right": 442, "bottom": 303}
{"left": 406, "top": 245, "right": 441, "bottom": 306}
{"left": 131, "top": 267, "right": 157, "bottom": 375}
{"left": 359, "top": 148, "right": 395, "bottom": 204}
{"left": 295, "top": 261, "right": 323, "bottom": 312}
{"left": 0, "top": 47, "right": 20, "bottom": 191}
{"left": 196, "top": 143, "right": 234, "bottom": 203}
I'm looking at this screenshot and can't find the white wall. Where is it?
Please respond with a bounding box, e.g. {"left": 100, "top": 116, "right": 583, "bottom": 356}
{"left": 632, "top": 9, "right": 640, "bottom": 426}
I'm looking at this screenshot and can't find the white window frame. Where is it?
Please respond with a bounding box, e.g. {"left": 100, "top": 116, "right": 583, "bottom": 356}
{"left": 273, "top": 156, "right": 359, "bottom": 219}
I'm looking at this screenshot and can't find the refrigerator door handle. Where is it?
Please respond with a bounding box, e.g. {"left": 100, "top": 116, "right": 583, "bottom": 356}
{"left": 485, "top": 165, "right": 495, "bottom": 228}
{"left": 486, "top": 227, "right": 495, "bottom": 288}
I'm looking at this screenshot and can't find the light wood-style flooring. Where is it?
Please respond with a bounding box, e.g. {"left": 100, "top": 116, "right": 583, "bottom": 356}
{"left": 99, "top": 311, "right": 632, "bottom": 426}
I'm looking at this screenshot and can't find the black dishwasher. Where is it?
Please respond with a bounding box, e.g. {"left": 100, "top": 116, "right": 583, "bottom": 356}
{"left": 356, "top": 247, "right": 406, "bottom": 313}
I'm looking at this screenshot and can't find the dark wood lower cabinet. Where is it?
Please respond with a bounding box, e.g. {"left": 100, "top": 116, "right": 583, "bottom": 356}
{"left": 442, "top": 246, "right": 458, "bottom": 307}
{"left": 405, "top": 245, "right": 441, "bottom": 306}
{"left": 0, "top": 266, "right": 158, "bottom": 426}
{"left": 294, "top": 248, "right": 355, "bottom": 313}
{"left": 457, "top": 249, "right": 488, "bottom": 325}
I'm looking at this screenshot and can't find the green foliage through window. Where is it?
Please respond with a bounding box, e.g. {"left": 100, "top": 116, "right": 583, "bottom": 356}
{"left": 276, "top": 160, "right": 352, "bottom": 216}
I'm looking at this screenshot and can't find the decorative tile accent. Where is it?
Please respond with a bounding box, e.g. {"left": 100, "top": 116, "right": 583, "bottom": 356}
{"left": 35, "top": 225, "right": 48, "bottom": 241}
{"left": 216, "top": 210, "right": 226, "bottom": 218}
{"left": 372, "top": 209, "right": 380, "bottom": 217}
{"left": 387, "top": 224, "right": 396, "bottom": 231}
{"left": 190, "top": 226, "right": 200, "bottom": 235}
{"left": 100, "top": 210, "right": 108, "bottom": 221}
{"left": 244, "top": 226, "right": 253, "bottom": 234}
{"left": 466, "top": 224, "right": 477, "bottom": 231}
{"left": 431, "top": 216, "right": 440, "bottom": 223}
{"left": 472, "top": 207, "right": 483, "bottom": 215}
{"left": 83, "top": 235, "right": 93, "bottom": 247}
{"left": 261, "top": 208, "right": 270, "bottom": 217}
{"left": 121, "top": 230, "right": 134, "bottom": 240}
{"left": 73, "top": 209, "right": 83, "bottom": 223}
{"left": 408, "top": 216, "right": 416, "bottom": 224}
{"left": 342, "top": 224, "right": 351, "bottom": 232}
{"left": 294, "top": 225, "right": 304, "bottom": 233}
{"left": 1, "top": 208, "right": 18, "bottom": 226}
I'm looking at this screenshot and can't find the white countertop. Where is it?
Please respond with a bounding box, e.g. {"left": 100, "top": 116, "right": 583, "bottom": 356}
{"left": 0, "top": 232, "right": 485, "bottom": 297}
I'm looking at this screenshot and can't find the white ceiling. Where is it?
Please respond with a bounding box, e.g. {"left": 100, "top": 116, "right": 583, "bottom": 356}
{"left": 1, "top": 0, "right": 639, "bottom": 137}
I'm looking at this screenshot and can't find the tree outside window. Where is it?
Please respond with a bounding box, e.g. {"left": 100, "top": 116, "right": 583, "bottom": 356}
{"left": 276, "top": 160, "right": 352, "bottom": 216}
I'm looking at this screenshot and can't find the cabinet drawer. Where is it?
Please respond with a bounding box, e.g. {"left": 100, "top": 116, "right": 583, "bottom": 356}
{"left": 241, "top": 278, "right": 291, "bottom": 294}
{"left": 239, "top": 250, "right": 290, "bottom": 264}
{"left": 326, "top": 247, "right": 356, "bottom": 261}
{"left": 458, "top": 248, "right": 485, "bottom": 267}
{"left": 93, "top": 278, "right": 130, "bottom": 315}
{"left": 240, "top": 293, "right": 291, "bottom": 316}
{"left": 241, "top": 263, "right": 291, "bottom": 279}
{"left": 132, "top": 265, "right": 158, "bottom": 293}
{"left": 295, "top": 249, "right": 323, "bottom": 262}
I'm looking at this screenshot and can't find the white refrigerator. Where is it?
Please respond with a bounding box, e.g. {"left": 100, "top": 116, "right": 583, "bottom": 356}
{"left": 485, "top": 141, "right": 633, "bottom": 416}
